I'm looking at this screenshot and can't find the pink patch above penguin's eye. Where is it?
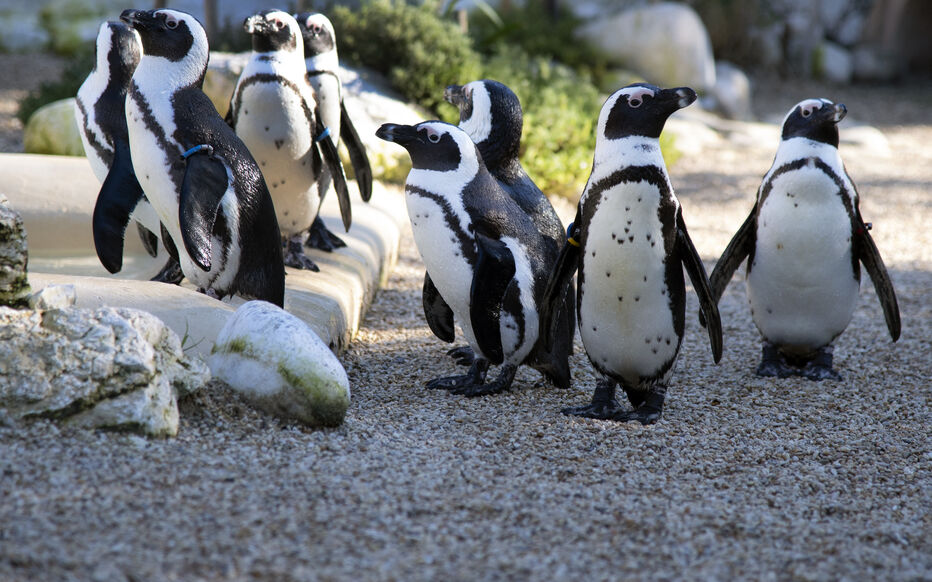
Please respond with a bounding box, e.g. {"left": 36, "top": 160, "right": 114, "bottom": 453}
{"left": 273, "top": 19, "right": 283, "bottom": 29}
{"left": 425, "top": 128, "right": 441, "bottom": 143}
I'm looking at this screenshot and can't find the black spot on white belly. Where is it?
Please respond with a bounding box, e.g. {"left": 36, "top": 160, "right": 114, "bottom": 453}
{"left": 275, "top": 139, "right": 284, "bottom": 149}
{"left": 265, "top": 126, "right": 270, "bottom": 132}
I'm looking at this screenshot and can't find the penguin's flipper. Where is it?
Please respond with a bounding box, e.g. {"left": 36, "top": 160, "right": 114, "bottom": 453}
{"left": 709, "top": 204, "right": 757, "bottom": 303}
{"left": 539, "top": 217, "right": 582, "bottom": 353}
{"left": 340, "top": 100, "right": 373, "bottom": 202}
{"left": 854, "top": 220, "right": 901, "bottom": 342}
{"left": 470, "top": 232, "right": 516, "bottom": 365}
{"left": 137, "top": 222, "right": 159, "bottom": 258}
{"left": 423, "top": 272, "right": 456, "bottom": 343}
{"left": 677, "top": 211, "right": 723, "bottom": 364}
{"left": 316, "top": 111, "right": 352, "bottom": 232}
{"left": 179, "top": 148, "right": 228, "bottom": 272}
{"left": 92, "top": 144, "right": 145, "bottom": 274}
{"left": 160, "top": 223, "right": 180, "bottom": 263}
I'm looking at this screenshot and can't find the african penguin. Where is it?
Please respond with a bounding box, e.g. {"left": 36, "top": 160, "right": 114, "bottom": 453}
{"left": 542, "top": 83, "right": 722, "bottom": 424}
{"left": 120, "top": 8, "right": 284, "bottom": 306}
{"left": 435, "top": 79, "right": 575, "bottom": 374}
{"left": 708, "top": 98, "right": 900, "bottom": 380}
{"left": 377, "top": 121, "right": 571, "bottom": 395}
{"left": 227, "top": 9, "right": 351, "bottom": 271}
{"left": 74, "top": 20, "right": 182, "bottom": 283}
{"left": 295, "top": 11, "right": 373, "bottom": 251}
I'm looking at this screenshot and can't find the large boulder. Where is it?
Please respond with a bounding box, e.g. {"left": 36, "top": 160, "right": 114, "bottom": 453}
{"left": 23, "top": 98, "right": 84, "bottom": 157}
{"left": 579, "top": 2, "right": 716, "bottom": 93}
{"left": 0, "top": 194, "right": 31, "bottom": 307}
{"left": 706, "top": 61, "right": 752, "bottom": 121}
{"left": 209, "top": 301, "right": 351, "bottom": 428}
{"left": 0, "top": 305, "right": 210, "bottom": 437}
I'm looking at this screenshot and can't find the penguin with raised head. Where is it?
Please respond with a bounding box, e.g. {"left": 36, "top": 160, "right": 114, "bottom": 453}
{"left": 377, "top": 120, "right": 571, "bottom": 395}
{"left": 708, "top": 98, "right": 900, "bottom": 380}
{"left": 432, "top": 79, "right": 575, "bottom": 372}
{"left": 295, "top": 11, "right": 373, "bottom": 251}
{"left": 119, "top": 9, "right": 284, "bottom": 306}
{"left": 74, "top": 19, "right": 182, "bottom": 283}
{"left": 228, "top": 9, "right": 351, "bottom": 271}
{"left": 541, "top": 83, "right": 722, "bottom": 424}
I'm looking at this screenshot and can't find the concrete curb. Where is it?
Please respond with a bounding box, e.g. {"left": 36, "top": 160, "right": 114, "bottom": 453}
{"left": 0, "top": 153, "right": 406, "bottom": 357}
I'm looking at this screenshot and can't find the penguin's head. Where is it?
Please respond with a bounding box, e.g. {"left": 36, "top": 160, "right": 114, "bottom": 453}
{"left": 377, "top": 121, "right": 478, "bottom": 172}
{"left": 444, "top": 79, "right": 522, "bottom": 149}
{"left": 781, "top": 98, "right": 846, "bottom": 147}
{"left": 295, "top": 12, "right": 336, "bottom": 58}
{"left": 600, "top": 83, "right": 697, "bottom": 140}
{"left": 96, "top": 21, "right": 141, "bottom": 79}
{"left": 244, "top": 10, "right": 302, "bottom": 54}
{"left": 120, "top": 9, "right": 206, "bottom": 66}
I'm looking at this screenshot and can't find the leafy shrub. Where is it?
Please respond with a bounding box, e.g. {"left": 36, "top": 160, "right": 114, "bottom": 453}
{"left": 330, "top": 0, "right": 481, "bottom": 116}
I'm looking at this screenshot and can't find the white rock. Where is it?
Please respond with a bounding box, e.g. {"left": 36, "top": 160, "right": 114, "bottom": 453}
{"left": 852, "top": 46, "right": 900, "bottom": 82}
{"left": 706, "top": 62, "right": 752, "bottom": 120}
{"left": 0, "top": 194, "right": 31, "bottom": 307}
{"left": 834, "top": 11, "right": 865, "bottom": 47}
{"left": 579, "top": 2, "right": 716, "bottom": 92}
{"left": 28, "top": 284, "right": 76, "bottom": 310}
{"left": 210, "top": 301, "right": 351, "bottom": 427}
{"left": 817, "top": 41, "right": 854, "bottom": 84}
{"left": 23, "top": 98, "right": 85, "bottom": 157}
{"left": 0, "top": 306, "right": 209, "bottom": 437}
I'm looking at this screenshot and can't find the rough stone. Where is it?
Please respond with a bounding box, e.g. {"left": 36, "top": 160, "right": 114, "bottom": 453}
{"left": 209, "top": 301, "right": 351, "bottom": 428}
{"left": 0, "top": 194, "right": 31, "bottom": 307}
{"left": 0, "top": 306, "right": 210, "bottom": 437}
{"left": 817, "top": 41, "right": 854, "bottom": 84}
{"left": 706, "top": 61, "right": 753, "bottom": 121}
{"left": 22, "top": 98, "right": 84, "bottom": 157}
{"left": 28, "top": 283, "right": 75, "bottom": 310}
{"left": 578, "top": 2, "right": 716, "bottom": 93}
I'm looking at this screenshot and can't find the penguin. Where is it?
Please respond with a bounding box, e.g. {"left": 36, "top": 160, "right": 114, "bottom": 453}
{"left": 433, "top": 79, "right": 575, "bottom": 370}
{"left": 376, "top": 120, "right": 571, "bottom": 395}
{"left": 708, "top": 98, "right": 900, "bottom": 380}
{"left": 295, "top": 11, "right": 373, "bottom": 251}
{"left": 118, "top": 8, "right": 284, "bottom": 306}
{"left": 541, "top": 83, "right": 722, "bottom": 424}
{"left": 74, "top": 20, "right": 182, "bottom": 284}
{"left": 227, "top": 9, "right": 351, "bottom": 271}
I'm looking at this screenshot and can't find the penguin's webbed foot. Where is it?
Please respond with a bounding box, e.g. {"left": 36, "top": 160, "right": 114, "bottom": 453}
{"left": 150, "top": 257, "right": 184, "bottom": 285}
{"left": 446, "top": 345, "right": 475, "bottom": 367}
{"left": 612, "top": 391, "right": 665, "bottom": 425}
{"left": 305, "top": 216, "right": 347, "bottom": 252}
{"left": 452, "top": 364, "right": 516, "bottom": 397}
{"left": 756, "top": 342, "right": 796, "bottom": 378}
{"left": 562, "top": 380, "right": 625, "bottom": 420}
{"left": 284, "top": 238, "right": 321, "bottom": 271}
{"left": 800, "top": 347, "right": 842, "bottom": 381}
{"left": 426, "top": 374, "right": 479, "bottom": 392}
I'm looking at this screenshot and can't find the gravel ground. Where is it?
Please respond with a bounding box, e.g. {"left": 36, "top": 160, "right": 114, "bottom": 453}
{"left": 1, "top": 55, "right": 931, "bottom": 580}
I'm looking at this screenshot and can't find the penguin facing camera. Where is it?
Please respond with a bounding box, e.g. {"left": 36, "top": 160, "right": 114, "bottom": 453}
{"left": 377, "top": 121, "right": 571, "bottom": 396}
{"left": 430, "top": 79, "right": 575, "bottom": 371}
{"left": 120, "top": 8, "right": 285, "bottom": 306}
{"left": 541, "top": 83, "right": 722, "bottom": 425}
{"left": 228, "top": 9, "right": 351, "bottom": 271}
{"left": 295, "top": 11, "right": 373, "bottom": 251}
{"left": 75, "top": 20, "right": 182, "bottom": 284}
{"left": 708, "top": 98, "right": 900, "bottom": 380}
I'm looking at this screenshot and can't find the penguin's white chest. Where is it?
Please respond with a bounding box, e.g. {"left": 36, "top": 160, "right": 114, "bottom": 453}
{"left": 578, "top": 181, "right": 679, "bottom": 385}
{"left": 125, "top": 92, "right": 178, "bottom": 229}
{"left": 406, "top": 189, "right": 478, "bottom": 348}
{"left": 234, "top": 80, "right": 317, "bottom": 236}
{"left": 309, "top": 74, "right": 342, "bottom": 147}
{"left": 75, "top": 73, "right": 112, "bottom": 182}
{"left": 748, "top": 162, "right": 859, "bottom": 352}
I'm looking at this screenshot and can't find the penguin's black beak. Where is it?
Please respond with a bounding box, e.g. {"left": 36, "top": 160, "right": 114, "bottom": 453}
{"left": 830, "top": 103, "right": 847, "bottom": 124}
{"left": 659, "top": 87, "right": 698, "bottom": 112}
{"left": 244, "top": 15, "right": 268, "bottom": 35}
{"left": 444, "top": 84, "right": 466, "bottom": 107}
{"left": 120, "top": 9, "right": 151, "bottom": 30}
{"left": 376, "top": 123, "right": 418, "bottom": 146}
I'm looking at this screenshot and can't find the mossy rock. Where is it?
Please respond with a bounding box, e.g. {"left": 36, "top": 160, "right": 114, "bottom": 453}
{"left": 23, "top": 98, "right": 85, "bottom": 157}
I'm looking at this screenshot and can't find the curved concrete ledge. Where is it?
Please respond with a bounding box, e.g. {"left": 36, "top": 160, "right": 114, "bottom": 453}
{"left": 0, "top": 153, "right": 405, "bottom": 356}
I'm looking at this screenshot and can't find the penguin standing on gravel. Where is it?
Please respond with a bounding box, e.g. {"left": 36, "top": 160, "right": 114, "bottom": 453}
{"left": 708, "top": 98, "right": 900, "bottom": 380}
{"left": 228, "top": 9, "right": 351, "bottom": 271}
{"left": 542, "top": 83, "right": 722, "bottom": 424}
{"left": 119, "top": 9, "right": 284, "bottom": 306}
{"left": 295, "top": 11, "right": 373, "bottom": 251}
{"left": 74, "top": 20, "right": 182, "bottom": 283}
{"left": 433, "top": 79, "right": 575, "bottom": 369}
{"left": 377, "top": 120, "right": 571, "bottom": 395}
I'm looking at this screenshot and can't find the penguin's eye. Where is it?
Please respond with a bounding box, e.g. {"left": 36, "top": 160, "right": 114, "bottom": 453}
{"left": 428, "top": 133, "right": 441, "bottom": 144}
{"left": 165, "top": 16, "right": 179, "bottom": 30}
{"left": 801, "top": 107, "right": 812, "bottom": 118}
{"left": 629, "top": 97, "right": 642, "bottom": 108}
{"left": 311, "top": 24, "right": 322, "bottom": 34}
{"left": 272, "top": 18, "right": 284, "bottom": 29}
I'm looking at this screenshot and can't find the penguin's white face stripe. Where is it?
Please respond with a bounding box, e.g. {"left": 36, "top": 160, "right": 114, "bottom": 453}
{"left": 458, "top": 81, "right": 492, "bottom": 144}
{"left": 252, "top": 11, "right": 304, "bottom": 56}
{"left": 596, "top": 86, "right": 657, "bottom": 139}
{"left": 76, "top": 24, "right": 117, "bottom": 179}
{"left": 781, "top": 98, "right": 833, "bottom": 127}
{"left": 303, "top": 13, "right": 336, "bottom": 40}
{"left": 406, "top": 122, "right": 480, "bottom": 203}
{"left": 135, "top": 10, "right": 209, "bottom": 88}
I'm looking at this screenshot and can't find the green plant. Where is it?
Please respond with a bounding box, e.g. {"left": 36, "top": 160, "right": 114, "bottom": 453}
{"left": 329, "top": 0, "right": 481, "bottom": 116}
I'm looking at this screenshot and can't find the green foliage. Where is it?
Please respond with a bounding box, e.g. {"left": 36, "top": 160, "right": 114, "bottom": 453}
{"left": 468, "top": 46, "right": 603, "bottom": 199}
{"left": 17, "top": 50, "right": 93, "bottom": 124}
{"left": 330, "top": 0, "right": 481, "bottom": 115}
